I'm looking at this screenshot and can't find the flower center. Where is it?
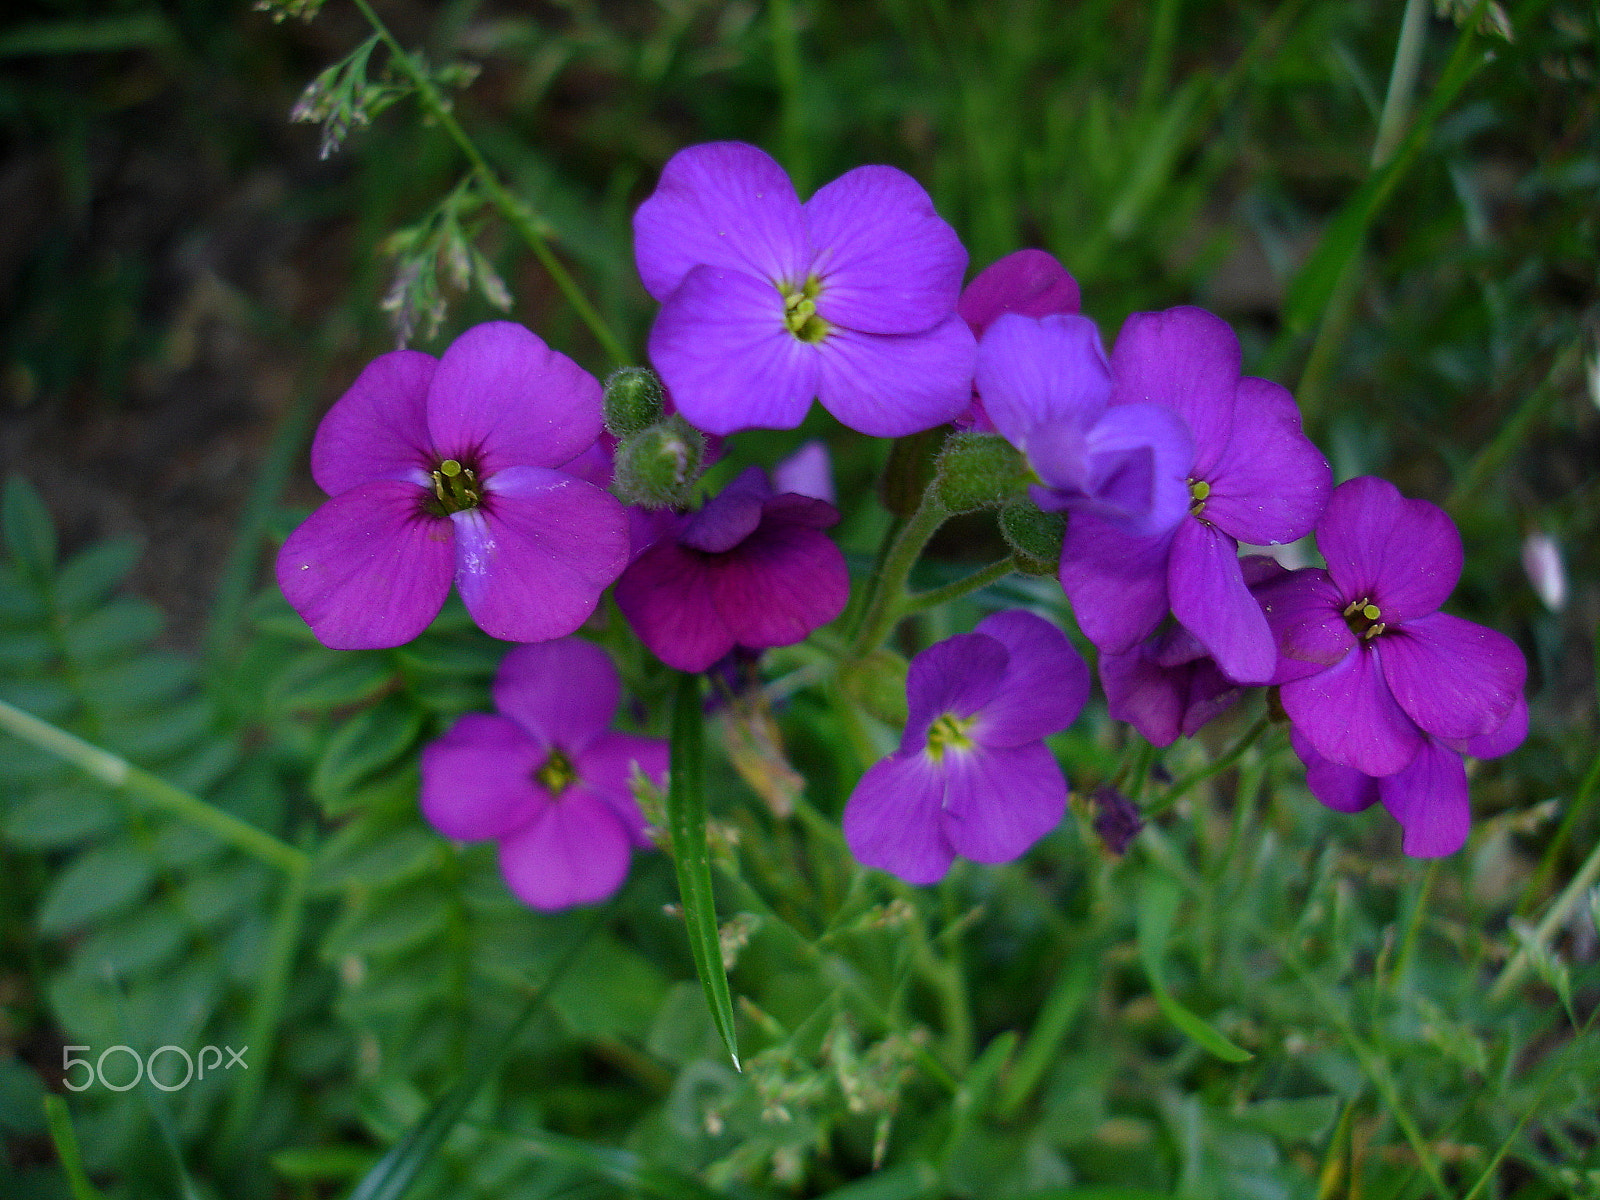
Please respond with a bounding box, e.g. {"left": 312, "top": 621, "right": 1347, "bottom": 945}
{"left": 778, "top": 275, "right": 830, "bottom": 344}
{"left": 534, "top": 748, "right": 577, "bottom": 796}
{"left": 926, "top": 712, "right": 977, "bottom": 761}
{"left": 1342, "top": 596, "right": 1386, "bottom": 640}
{"left": 429, "top": 458, "right": 482, "bottom": 515}
{"left": 1187, "top": 477, "right": 1211, "bottom": 517}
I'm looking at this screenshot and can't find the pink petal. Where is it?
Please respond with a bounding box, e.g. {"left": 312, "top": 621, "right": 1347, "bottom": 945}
{"left": 1167, "top": 517, "right": 1276, "bottom": 685}
{"left": 426, "top": 323, "right": 604, "bottom": 477}
{"left": 712, "top": 522, "right": 849, "bottom": 654}
{"left": 1379, "top": 611, "right": 1526, "bottom": 741}
{"left": 453, "top": 467, "right": 628, "bottom": 644}
{"left": 773, "top": 440, "right": 836, "bottom": 504}
{"left": 813, "top": 316, "right": 976, "bottom": 437}
{"left": 957, "top": 249, "right": 1080, "bottom": 337}
{"left": 1109, "top": 306, "right": 1239, "bottom": 475}
{"left": 493, "top": 638, "right": 621, "bottom": 755}
{"left": 576, "top": 731, "right": 668, "bottom": 847}
{"left": 1202, "top": 376, "right": 1330, "bottom": 546}
{"left": 1057, "top": 515, "right": 1174, "bottom": 655}
{"left": 633, "top": 142, "right": 808, "bottom": 301}
{"left": 1280, "top": 642, "right": 1424, "bottom": 777}
{"left": 1318, "top": 477, "right": 1462, "bottom": 623}
{"left": 941, "top": 741, "right": 1067, "bottom": 864}
{"left": 842, "top": 753, "right": 955, "bottom": 885}
{"left": 614, "top": 542, "right": 733, "bottom": 672}
{"left": 970, "top": 609, "right": 1088, "bottom": 745}
{"left": 420, "top": 714, "right": 545, "bottom": 840}
{"left": 1290, "top": 727, "right": 1379, "bottom": 814}
{"left": 275, "top": 480, "right": 453, "bottom": 649}
{"left": 497, "top": 789, "right": 634, "bottom": 910}
{"left": 1378, "top": 738, "right": 1470, "bottom": 857}
{"left": 310, "top": 349, "right": 437, "bottom": 495}
{"left": 805, "top": 165, "right": 967, "bottom": 334}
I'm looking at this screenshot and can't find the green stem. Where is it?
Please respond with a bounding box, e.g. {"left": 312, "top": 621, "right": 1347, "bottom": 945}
{"left": 1490, "top": 830, "right": 1600, "bottom": 1004}
{"left": 902, "top": 555, "right": 1017, "bottom": 615}
{"left": 1518, "top": 738, "right": 1600, "bottom": 916}
{"left": 848, "top": 491, "right": 949, "bottom": 656}
{"left": 1145, "top": 713, "right": 1273, "bottom": 819}
{"left": 349, "top": 0, "right": 629, "bottom": 365}
{"left": 42, "top": 1096, "right": 106, "bottom": 1200}
{"left": 0, "top": 698, "right": 307, "bottom": 875}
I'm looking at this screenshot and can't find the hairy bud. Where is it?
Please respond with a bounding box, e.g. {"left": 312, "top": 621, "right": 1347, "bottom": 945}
{"left": 603, "top": 367, "right": 666, "bottom": 439}
{"left": 612, "top": 415, "right": 705, "bottom": 509}
{"left": 933, "top": 433, "right": 1028, "bottom": 513}
{"left": 998, "top": 502, "right": 1065, "bottom": 575}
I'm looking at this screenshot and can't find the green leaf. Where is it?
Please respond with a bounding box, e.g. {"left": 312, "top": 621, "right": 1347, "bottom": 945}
{"left": 1136, "top": 872, "right": 1252, "bottom": 1063}
{"left": 81, "top": 652, "right": 195, "bottom": 709}
{"left": 270, "top": 649, "right": 397, "bottom": 713}
{"left": 3, "top": 476, "right": 57, "bottom": 581}
{"left": 665, "top": 671, "right": 740, "bottom": 1070}
{"left": 312, "top": 822, "right": 439, "bottom": 892}
{"left": 41, "top": 1095, "right": 106, "bottom": 1200}
{"left": 814, "top": 1162, "right": 943, "bottom": 1200}
{"left": 0, "top": 630, "right": 53, "bottom": 669}
{"left": 313, "top": 697, "right": 425, "bottom": 806}
{"left": 178, "top": 859, "right": 272, "bottom": 928}
{"left": 62, "top": 598, "right": 163, "bottom": 663}
{"left": 53, "top": 538, "right": 141, "bottom": 616}
{"left": 71, "top": 905, "right": 188, "bottom": 977}
{"left": 2, "top": 784, "right": 120, "bottom": 850}
{"left": 102, "top": 697, "right": 215, "bottom": 762}
{"left": 393, "top": 636, "right": 503, "bottom": 679}
{"left": 37, "top": 843, "right": 156, "bottom": 935}
{"left": 322, "top": 886, "right": 453, "bottom": 959}
{"left": 0, "top": 678, "right": 75, "bottom": 721}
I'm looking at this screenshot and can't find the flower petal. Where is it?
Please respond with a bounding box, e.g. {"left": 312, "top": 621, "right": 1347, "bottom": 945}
{"left": 1079, "top": 402, "right": 1194, "bottom": 536}
{"left": 648, "top": 264, "right": 820, "bottom": 434}
{"left": 813, "top": 316, "right": 976, "bottom": 437}
{"left": 970, "top": 609, "right": 1088, "bottom": 745}
{"left": 633, "top": 141, "right": 808, "bottom": 301}
{"left": 1378, "top": 738, "right": 1470, "bottom": 858}
{"left": 1101, "top": 646, "right": 1186, "bottom": 747}
{"left": 497, "top": 789, "right": 634, "bottom": 909}
{"left": 275, "top": 480, "right": 453, "bottom": 649}
{"left": 614, "top": 541, "right": 732, "bottom": 672}
{"left": 1167, "top": 517, "right": 1276, "bottom": 684}
{"left": 842, "top": 752, "right": 954, "bottom": 885}
{"left": 1110, "top": 306, "right": 1239, "bottom": 475}
{"left": 681, "top": 466, "right": 770, "bottom": 553}
{"left": 575, "top": 731, "right": 668, "bottom": 847}
{"left": 957, "top": 249, "right": 1080, "bottom": 337}
{"left": 1318, "top": 477, "right": 1462, "bottom": 623}
{"left": 941, "top": 741, "right": 1067, "bottom": 864}
{"left": 1465, "top": 694, "right": 1527, "bottom": 759}
{"left": 773, "top": 440, "right": 836, "bottom": 504}
{"left": 902, "top": 633, "right": 1009, "bottom": 754}
{"left": 311, "top": 349, "right": 437, "bottom": 495}
{"left": 492, "top": 637, "right": 621, "bottom": 754}
{"left": 420, "top": 714, "right": 545, "bottom": 840}
{"left": 1379, "top": 611, "right": 1526, "bottom": 741}
{"left": 1289, "top": 727, "right": 1379, "bottom": 814}
{"left": 1280, "top": 642, "right": 1424, "bottom": 777}
{"left": 1057, "top": 515, "right": 1174, "bottom": 655}
{"left": 974, "top": 312, "right": 1110, "bottom": 449}
{"left": 423, "top": 323, "right": 603, "bottom": 477}
{"left": 805, "top": 165, "right": 966, "bottom": 334}
{"left": 1254, "top": 567, "right": 1355, "bottom": 684}
{"left": 712, "top": 520, "right": 849, "bottom": 655}
{"left": 454, "top": 467, "right": 628, "bottom": 644}
{"left": 1202, "top": 376, "right": 1330, "bottom": 545}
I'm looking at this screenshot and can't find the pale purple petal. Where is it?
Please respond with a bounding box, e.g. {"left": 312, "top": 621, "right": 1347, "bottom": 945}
{"left": 1179, "top": 661, "right": 1246, "bottom": 737}
{"left": 681, "top": 467, "right": 770, "bottom": 553}
{"left": 1378, "top": 738, "right": 1470, "bottom": 857}
{"left": 420, "top": 714, "right": 544, "bottom": 840}
{"left": 1078, "top": 402, "right": 1194, "bottom": 535}
{"left": 973, "top": 312, "right": 1110, "bottom": 449}
{"left": 1101, "top": 647, "right": 1185, "bottom": 747}
{"left": 633, "top": 141, "right": 807, "bottom": 301}
{"left": 902, "top": 633, "right": 1008, "bottom": 754}
{"left": 1465, "top": 694, "right": 1527, "bottom": 759}
{"left": 1254, "top": 567, "right": 1355, "bottom": 684}
{"left": 454, "top": 467, "right": 628, "bottom": 644}
{"left": 814, "top": 316, "right": 976, "bottom": 437}
{"left": 1318, "top": 477, "right": 1462, "bottom": 623}
{"left": 614, "top": 542, "right": 731, "bottom": 672}
{"left": 842, "top": 752, "right": 955, "bottom": 885}
{"left": 941, "top": 741, "right": 1067, "bottom": 864}
{"left": 1167, "top": 518, "right": 1276, "bottom": 684}
{"left": 1290, "top": 727, "right": 1379, "bottom": 814}
{"left": 1280, "top": 642, "right": 1424, "bottom": 777}
{"left": 958, "top": 249, "right": 1080, "bottom": 338}
{"left": 1057, "top": 516, "right": 1174, "bottom": 655}
{"left": 311, "top": 349, "right": 436, "bottom": 495}
{"left": 969, "top": 609, "right": 1088, "bottom": 745}
{"left": 1379, "top": 612, "right": 1526, "bottom": 741}
{"left": 1202, "top": 377, "right": 1330, "bottom": 546}
{"left": 648, "top": 265, "right": 821, "bottom": 434}
{"left": 773, "top": 440, "right": 836, "bottom": 504}
{"left": 497, "top": 790, "right": 633, "bottom": 909}
{"left": 805, "top": 165, "right": 966, "bottom": 334}
{"left": 426, "top": 323, "right": 603, "bottom": 476}
{"left": 492, "top": 637, "right": 620, "bottom": 754}
{"left": 276, "top": 480, "right": 453, "bottom": 650}
{"left": 713, "top": 521, "right": 849, "bottom": 654}
{"left": 576, "top": 732, "right": 668, "bottom": 847}
{"left": 1109, "top": 307, "right": 1239, "bottom": 476}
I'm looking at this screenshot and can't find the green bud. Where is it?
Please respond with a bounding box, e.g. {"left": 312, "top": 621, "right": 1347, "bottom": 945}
{"left": 603, "top": 366, "right": 666, "bottom": 439}
{"left": 879, "top": 428, "right": 947, "bottom": 519}
{"left": 998, "top": 502, "right": 1065, "bottom": 575}
{"left": 613, "top": 415, "right": 705, "bottom": 509}
{"left": 933, "top": 433, "right": 1028, "bottom": 513}
{"left": 844, "top": 649, "right": 910, "bottom": 727}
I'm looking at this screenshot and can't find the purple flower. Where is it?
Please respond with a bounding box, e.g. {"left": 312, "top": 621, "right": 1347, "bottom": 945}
{"left": 614, "top": 466, "right": 849, "bottom": 672}
{"left": 420, "top": 637, "right": 667, "bottom": 909}
{"left": 1290, "top": 697, "right": 1527, "bottom": 857}
{"left": 1057, "top": 307, "right": 1332, "bottom": 684}
{"left": 843, "top": 610, "right": 1089, "bottom": 884}
{"left": 956, "top": 249, "right": 1082, "bottom": 434}
{"left": 276, "top": 322, "right": 629, "bottom": 649}
{"left": 976, "top": 312, "right": 1195, "bottom": 536}
{"left": 634, "top": 142, "right": 975, "bottom": 437}
{"left": 1256, "top": 476, "right": 1527, "bottom": 784}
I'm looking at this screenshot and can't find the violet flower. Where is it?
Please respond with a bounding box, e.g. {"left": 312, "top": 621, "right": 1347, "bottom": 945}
{"left": 276, "top": 322, "right": 629, "bottom": 649}
{"left": 634, "top": 142, "right": 975, "bottom": 437}
{"left": 1057, "top": 307, "right": 1331, "bottom": 684}
{"left": 614, "top": 466, "right": 849, "bottom": 672}
{"left": 843, "top": 610, "right": 1088, "bottom": 884}
{"left": 420, "top": 637, "right": 667, "bottom": 910}
{"left": 1256, "top": 476, "right": 1527, "bottom": 784}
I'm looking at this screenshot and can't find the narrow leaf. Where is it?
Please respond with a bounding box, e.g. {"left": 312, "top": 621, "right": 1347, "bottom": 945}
{"left": 1136, "top": 872, "right": 1252, "bottom": 1063}
{"left": 41, "top": 1095, "right": 106, "bottom": 1200}
{"left": 3, "top": 475, "right": 57, "bottom": 581}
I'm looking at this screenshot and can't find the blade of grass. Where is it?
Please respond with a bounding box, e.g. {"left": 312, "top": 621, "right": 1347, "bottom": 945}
{"left": 667, "top": 671, "right": 741, "bottom": 1070}
{"left": 41, "top": 1095, "right": 107, "bottom": 1200}
{"left": 1136, "top": 872, "right": 1253, "bottom": 1063}
{"left": 492, "top": 1124, "right": 729, "bottom": 1200}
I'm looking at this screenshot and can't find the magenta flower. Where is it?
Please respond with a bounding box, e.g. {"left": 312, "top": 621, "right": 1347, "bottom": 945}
{"left": 1256, "top": 477, "right": 1527, "bottom": 786}
{"left": 420, "top": 637, "right": 667, "bottom": 910}
{"left": 843, "top": 610, "right": 1089, "bottom": 884}
{"left": 955, "top": 249, "right": 1082, "bottom": 434}
{"left": 614, "top": 466, "right": 849, "bottom": 672}
{"left": 634, "top": 142, "right": 975, "bottom": 437}
{"left": 1058, "top": 307, "right": 1331, "bottom": 684}
{"left": 276, "top": 322, "right": 629, "bottom": 649}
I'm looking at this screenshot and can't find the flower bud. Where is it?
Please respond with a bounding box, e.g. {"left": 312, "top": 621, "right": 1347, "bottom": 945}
{"left": 1521, "top": 531, "right": 1566, "bottom": 612}
{"left": 933, "top": 433, "right": 1028, "bottom": 513}
{"left": 998, "top": 502, "right": 1065, "bottom": 574}
{"left": 612, "top": 415, "right": 705, "bottom": 509}
{"left": 603, "top": 366, "right": 666, "bottom": 439}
